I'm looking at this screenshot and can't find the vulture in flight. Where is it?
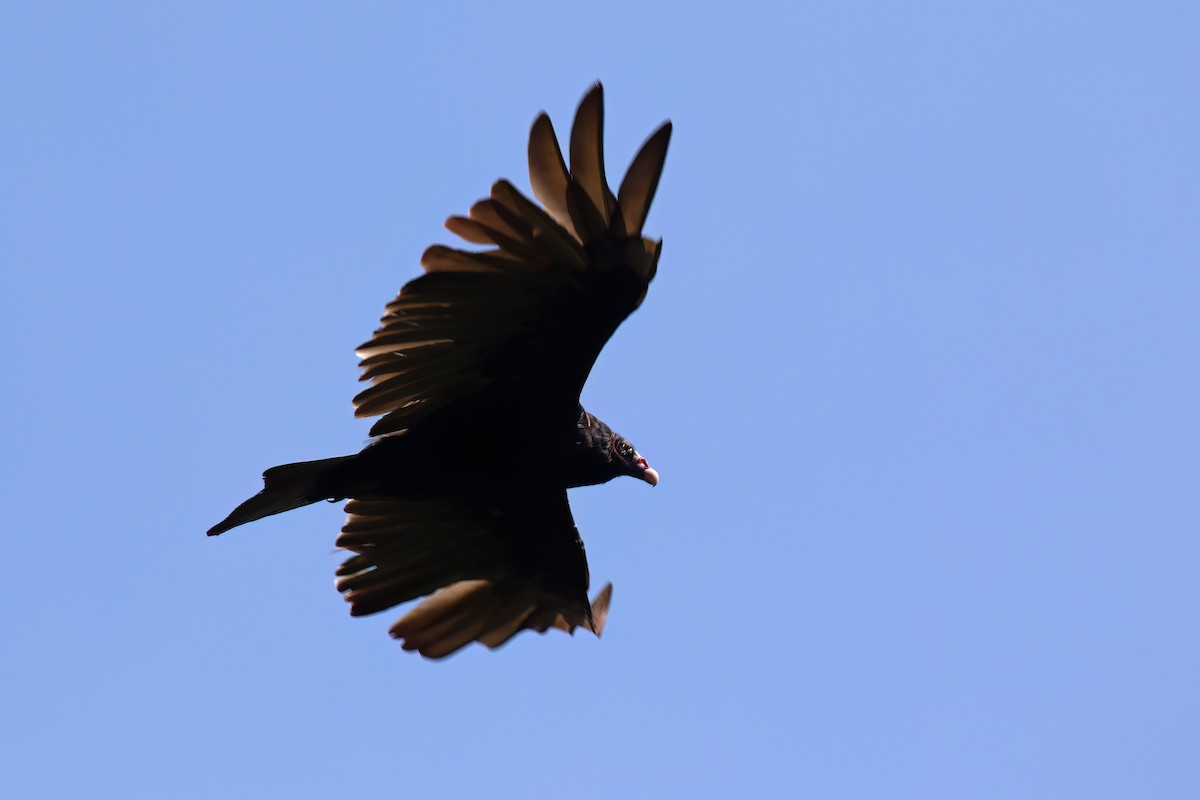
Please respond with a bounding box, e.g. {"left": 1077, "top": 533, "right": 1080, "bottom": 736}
{"left": 209, "top": 84, "right": 671, "bottom": 659}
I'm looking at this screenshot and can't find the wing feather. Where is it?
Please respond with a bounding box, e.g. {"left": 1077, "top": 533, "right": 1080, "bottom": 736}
{"left": 335, "top": 491, "right": 603, "bottom": 659}
{"left": 527, "top": 113, "right": 574, "bottom": 234}
{"left": 616, "top": 122, "right": 673, "bottom": 238}
{"left": 569, "top": 84, "right": 614, "bottom": 223}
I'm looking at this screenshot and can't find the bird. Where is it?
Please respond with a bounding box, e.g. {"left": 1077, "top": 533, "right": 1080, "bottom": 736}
{"left": 208, "top": 84, "right": 671, "bottom": 659}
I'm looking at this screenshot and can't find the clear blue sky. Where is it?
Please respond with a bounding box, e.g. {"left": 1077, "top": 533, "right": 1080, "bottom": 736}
{"left": 3, "top": 2, "right": 1198, "bottom": 797}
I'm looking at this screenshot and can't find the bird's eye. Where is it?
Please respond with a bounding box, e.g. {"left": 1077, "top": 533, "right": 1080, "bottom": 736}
{"left": 610, "top": 436, "right": 631, "bottom": 457}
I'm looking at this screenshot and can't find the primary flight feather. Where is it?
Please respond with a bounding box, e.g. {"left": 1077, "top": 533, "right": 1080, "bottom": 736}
{"left": 209, "top": 84, "right": 670, "bottom": 659}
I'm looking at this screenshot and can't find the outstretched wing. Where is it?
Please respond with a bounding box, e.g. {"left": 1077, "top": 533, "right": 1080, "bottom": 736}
{"left": 354, "top": 84, "right": 672, "bottom": 436}
{"left": 334, "top": 490, "right": 612, "bottom": 659}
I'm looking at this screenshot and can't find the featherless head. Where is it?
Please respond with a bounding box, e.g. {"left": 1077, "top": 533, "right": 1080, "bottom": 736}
{"left": 577, "top": 409, "right": 659, "bottom": 487}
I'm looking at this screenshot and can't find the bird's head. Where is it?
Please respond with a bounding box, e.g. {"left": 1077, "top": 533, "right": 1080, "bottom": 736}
{"left": 572, "top": 409, "right": 659, "bottom": 488}
{"left": 609, "top": 434, "right": 659, "bottom": 487}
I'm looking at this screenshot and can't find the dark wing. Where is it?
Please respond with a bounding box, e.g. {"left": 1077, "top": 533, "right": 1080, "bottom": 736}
{"left": 334, "top": 490, "right": 612, "bottom": 659}
{"left": 354, "top": 84, "right": 672, "bottom": 436}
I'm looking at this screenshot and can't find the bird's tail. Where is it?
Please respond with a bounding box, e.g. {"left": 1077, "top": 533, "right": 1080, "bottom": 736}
{"left": 207, "top": 455, "right": 356, "bottom": 536}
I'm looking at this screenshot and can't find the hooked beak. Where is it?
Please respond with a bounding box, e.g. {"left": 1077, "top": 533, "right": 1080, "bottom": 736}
{"left": 636, "top": 457, "right": 660, "bottom": 487}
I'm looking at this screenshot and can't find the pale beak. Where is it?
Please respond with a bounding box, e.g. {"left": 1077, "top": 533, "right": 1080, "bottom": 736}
{"left": 636, "top": 457, "right": 659, "bottom": 487}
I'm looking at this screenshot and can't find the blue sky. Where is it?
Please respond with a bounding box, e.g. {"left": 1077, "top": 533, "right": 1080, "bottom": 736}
{"left": 3, "top": 2, "right": 1198, "bottom": 797}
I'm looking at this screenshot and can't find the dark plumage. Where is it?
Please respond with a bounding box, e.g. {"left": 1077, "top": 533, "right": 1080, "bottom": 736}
{"left": 209, "top": 84, "right": 670, "bottom": 659}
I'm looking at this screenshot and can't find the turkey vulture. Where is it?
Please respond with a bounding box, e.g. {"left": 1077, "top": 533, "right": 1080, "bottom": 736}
{"left": 209, "top": 84, "right": 671, "bottom": 659}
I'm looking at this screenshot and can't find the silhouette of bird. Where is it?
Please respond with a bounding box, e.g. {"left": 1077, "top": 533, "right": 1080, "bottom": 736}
{"left": 209, "top": 84, "right": 671, "bottom": 659}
